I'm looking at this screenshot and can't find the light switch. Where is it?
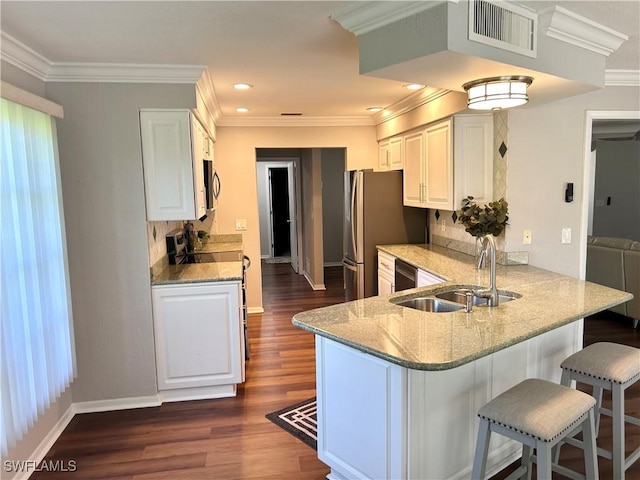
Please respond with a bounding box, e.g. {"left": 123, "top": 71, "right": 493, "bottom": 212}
{"left": 235, "top": 219, "right": 247, "bottom": 231}
{"left": 562, "top": 228, "right": 571, "bottom": 244}
{"left": 523, "top": 230, "right": 532, "bottom": 245}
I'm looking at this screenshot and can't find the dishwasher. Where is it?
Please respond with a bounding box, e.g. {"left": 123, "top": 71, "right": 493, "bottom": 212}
{"left": 395, "top": 259, "right": 417, "bottom": 292}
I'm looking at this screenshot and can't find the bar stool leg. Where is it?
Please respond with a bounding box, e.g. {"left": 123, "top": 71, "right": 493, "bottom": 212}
{"left": 536, "top": 443, "right": 552, "bottom": 480}
{"left": 593, "top": 385, "right": 604, "bottom": 434}
{"left": 521, "top": 445, "right": 533, "bottom": 480}
{"left": 583, "top": 410, "right": 600, "bottom": 480}
{"left": 472, "top": 418, "right": 491, "bottom": 480}
{"left": 612, "top": 384, "right": 625, "bottom": 480}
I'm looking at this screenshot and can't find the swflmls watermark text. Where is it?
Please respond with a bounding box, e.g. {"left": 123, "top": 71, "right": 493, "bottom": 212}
{"left": 3, "top": 459, "right": 77, "bottom": 473}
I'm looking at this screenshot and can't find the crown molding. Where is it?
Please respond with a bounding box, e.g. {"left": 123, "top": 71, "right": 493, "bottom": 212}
{"left": 604, "top": 69, "right": 640, "bottom": 87}
{"left": 1, "top": 32, "right": 204, "bottom": 83}
{"left": 1, "top": 32, "right": 50, "bottom": 80}
{"left": 216, "top": 116, "right": 375, "bottom": 127}
{"left": 196, "top": 69, "right": 223, "bottom": 123}
{"left": 372, "top": 87, "right": 457, "bottom": 124}
{"left": 330, "top": 1, "right": 454, "bottom": 36}
{"left": 45, "top": 63, "right": 205, "bottom": 83}
{"left": 538, "top": 5, "right": 628, "bottom": 57}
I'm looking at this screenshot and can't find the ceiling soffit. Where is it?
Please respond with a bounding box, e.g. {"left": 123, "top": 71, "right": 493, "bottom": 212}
{"left": 331, "top": 0, "right": 633, "bottom": 107}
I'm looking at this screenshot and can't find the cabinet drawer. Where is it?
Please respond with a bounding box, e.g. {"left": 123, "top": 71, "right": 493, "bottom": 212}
{"left": 378, "top": 252, "right": 395, "bottom": 276}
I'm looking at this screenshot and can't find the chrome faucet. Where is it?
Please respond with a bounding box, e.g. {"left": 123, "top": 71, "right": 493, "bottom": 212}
{"left": 475, "top": 235, "right": 499, "bottom": 307}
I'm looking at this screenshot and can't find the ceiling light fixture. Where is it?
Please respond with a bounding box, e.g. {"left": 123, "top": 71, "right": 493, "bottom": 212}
{"left": 235, "top": 107, "right": 250, "bottom": 113}
{"left": 404, "top": 83, "right": 425, "bottom": 90}
{"left": 463, "top": 76, "right": 533, "bottom": 110}
{"left": 233, "top": 83, "right": 253, "bottom": 90}
{"left": 367, "top": 107, "right": 383, "bottom": 113}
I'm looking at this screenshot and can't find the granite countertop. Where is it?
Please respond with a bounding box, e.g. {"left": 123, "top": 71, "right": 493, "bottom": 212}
{"left": 151, "top": 261, "right": 243, "bottom": 285}
{"left": 150, "top": 233, "right": 244, "bottom": 286}
{"left": 292, "top": 244, "right": 632, "bottom": 371}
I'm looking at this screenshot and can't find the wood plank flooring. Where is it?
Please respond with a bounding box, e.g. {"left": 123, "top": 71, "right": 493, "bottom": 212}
{"left": 32, "top": 263, "right": 639, "bottom": 479}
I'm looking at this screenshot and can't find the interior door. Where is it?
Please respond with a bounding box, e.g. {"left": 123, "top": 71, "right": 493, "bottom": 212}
{"left": 269, "top": 167, "right": 291, "bottom": 258}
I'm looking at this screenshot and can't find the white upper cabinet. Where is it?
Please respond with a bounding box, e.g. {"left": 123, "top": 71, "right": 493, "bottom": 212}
{"left": 403, "top": 118, "right": 453, "bottom": 209}
{"left": 453, "top": 114, "right": 494, "bottom": 210}
{"left": 378, "top": 136, "right": 404, "bottom": 171}
{"left": 402, "top": 114, "right": 493, "bottom": 211}
{"left": 140, "top": 109, "right": 209, "bottom": 221}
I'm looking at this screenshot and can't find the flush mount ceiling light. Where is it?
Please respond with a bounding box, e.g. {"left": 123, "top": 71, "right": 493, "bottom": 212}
{"left": 235, "top": 107, "right": 250, "bottom": 113}
{"left": 233, "top": 83, "right": 253, "bottom": 90}
{"left": 367, "top": 107, "right": 383, "bottom": 113}
{"left": 463, "top": 76, "right": 533, "bottom": 110}
{"left": 403, "top": 83, "right": 425, "bottom": 90}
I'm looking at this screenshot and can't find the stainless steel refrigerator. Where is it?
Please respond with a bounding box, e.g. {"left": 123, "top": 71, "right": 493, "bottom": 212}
{"left": 343, "top": 170, "right": 427, "bottom": 300}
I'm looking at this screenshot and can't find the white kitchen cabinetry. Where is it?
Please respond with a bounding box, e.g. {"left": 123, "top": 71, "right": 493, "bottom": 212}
{"left": 151, "top": 281, "right": 244, "bottom": 400}
{"left": 377, "top": 251, "right": 395, "bottom": 295}
{"left": 416, "top": 268, "right": 444, "bottom": 287}
{"left": 378, "top": 136, "right": 403, "bottom": 171}
{"left": 403, "top": 115, "right": 493, "bottom": 211}
{"left": 453, "top": 114, "right": 494, "bottom": 209}
{"left": 403, "top": 118, "right": 453, "bottom": 209}
{"left": 140, "top": 109, "right": 212, "bottom": 221}
{"left": 316, "top": 321, "right": 580, "bottom": 480}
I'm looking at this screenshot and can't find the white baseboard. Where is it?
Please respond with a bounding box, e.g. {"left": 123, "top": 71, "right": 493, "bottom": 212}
{"left": 303, "top": 271, "right": 326, "bottom": 291}
{"left": 247, "top": 306, "right": 264, "bottom": 314}
{"left": 13, "top": 405, "right": 76, "bottom": 480}
{"left": 73, "top": 395, "right": 161, "bottom": 414}
{"left": 159, "top": 384, "right": 236, "bottom": 403}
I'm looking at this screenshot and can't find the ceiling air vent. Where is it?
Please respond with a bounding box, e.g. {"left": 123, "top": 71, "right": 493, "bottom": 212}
{"left": 469, "top": 0, "right": 537, "bottom": 58}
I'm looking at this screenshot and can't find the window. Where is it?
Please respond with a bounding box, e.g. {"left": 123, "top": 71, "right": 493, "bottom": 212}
{"left": 1, "top": 98, "right": 76, "bottom": 455}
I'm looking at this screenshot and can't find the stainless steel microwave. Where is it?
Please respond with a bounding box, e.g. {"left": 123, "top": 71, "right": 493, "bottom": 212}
{"left": 203, "top": 159, "right": 220, "bottom": 211}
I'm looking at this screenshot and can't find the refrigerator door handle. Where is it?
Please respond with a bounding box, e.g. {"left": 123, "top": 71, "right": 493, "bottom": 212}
{"left": 350, "top": 172, "right": 358, "bottom": 259}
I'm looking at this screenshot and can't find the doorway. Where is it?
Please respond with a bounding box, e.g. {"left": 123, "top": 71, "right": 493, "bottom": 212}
{"left": 256, "top": 159, "right": 300, "bottom": 273}
{"left": 269, "top": 167, "right": 291, "bottom": 258}
{"left": 580, "top": 110, "right": 640, "bottom": 280}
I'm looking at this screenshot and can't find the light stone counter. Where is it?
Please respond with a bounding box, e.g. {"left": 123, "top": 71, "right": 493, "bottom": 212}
{"left": 151, "top": 261, "right": 243, "bottom": 285}
{"left": 293, "top": 244, "right": 632, "bottom": 371}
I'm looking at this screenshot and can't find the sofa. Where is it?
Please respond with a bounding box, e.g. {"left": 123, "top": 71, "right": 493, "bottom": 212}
{"left": 586, "top": 236, "right": 640, "bottom": 327}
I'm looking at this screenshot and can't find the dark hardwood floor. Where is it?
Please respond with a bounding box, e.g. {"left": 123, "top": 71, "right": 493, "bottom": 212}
{"left": 32, "top": 263, "right": 638, "bottom": 479}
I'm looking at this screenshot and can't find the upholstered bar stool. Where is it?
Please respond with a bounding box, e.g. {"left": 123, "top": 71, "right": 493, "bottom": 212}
{"left": 559, "top": 342, "right": 640, "bottom": 480}
{"left": 471, "top": 378, "right": 598, "bottom": 480}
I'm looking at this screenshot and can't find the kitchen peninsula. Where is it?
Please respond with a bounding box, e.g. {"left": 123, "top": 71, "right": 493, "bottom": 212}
{"left": 293, "top": 244, "right": 632, "bottom": 480}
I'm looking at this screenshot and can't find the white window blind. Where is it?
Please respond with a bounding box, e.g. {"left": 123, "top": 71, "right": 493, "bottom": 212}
{"left": 1, "top": 98, "right": 76, "bottom": 455}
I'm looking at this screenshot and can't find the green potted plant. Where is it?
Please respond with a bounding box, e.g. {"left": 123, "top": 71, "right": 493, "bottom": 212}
{"left": 457, "top": 196, "right": 509, "bottom": 237}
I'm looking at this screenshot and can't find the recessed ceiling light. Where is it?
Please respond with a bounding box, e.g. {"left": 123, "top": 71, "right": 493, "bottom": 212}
{"left": 367, "top": 107, "right": 384, "bottom": 113}
{"left": 404, "top": 84, "right": 425, "bottom": 90}
{"left": 236, "top": 107, "right": 250, "bottom": 113}
{"left": 233, "top": 83, "right": 253, "bottom": 90}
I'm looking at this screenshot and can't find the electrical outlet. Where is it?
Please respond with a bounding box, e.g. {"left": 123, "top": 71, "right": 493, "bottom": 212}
{"left": 562, "top": 228, "right": 572, "bottom": 244}
{"left": 235, "top": 218, "right": 247, "bottom": 231}
{"left": 523, "top": 230, "right": 532, "bottom": 245}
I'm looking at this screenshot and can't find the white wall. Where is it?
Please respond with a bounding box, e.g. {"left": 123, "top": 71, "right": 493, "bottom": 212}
{"left": 45, "top": 82, "right": 197, "bottom": 403}
{"left": 507, "top": 86, "right": 640, "bottom": 277}
{"left": 592, "top": 139, "right": 640, "bottom": 241}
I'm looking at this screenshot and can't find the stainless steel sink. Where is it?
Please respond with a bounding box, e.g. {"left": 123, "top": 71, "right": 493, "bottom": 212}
{"left": 435, "top": 289, "right": 521, "bottom": 307}
{"left": 393, "top": 297, "right": 465, "bottom": 313}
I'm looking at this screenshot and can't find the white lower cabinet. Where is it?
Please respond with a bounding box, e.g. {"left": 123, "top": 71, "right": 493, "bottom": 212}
{"left": 151, "top": 281, "right": 243, "bottom": 400}
{"left": 316, "top": 322, "right": 581, "bottom": 480}
{"left": 417, "top": 268, "right": 444, "bottom": 287}
{"left": 378, "top": 251, "right": 396, "bottom": 295}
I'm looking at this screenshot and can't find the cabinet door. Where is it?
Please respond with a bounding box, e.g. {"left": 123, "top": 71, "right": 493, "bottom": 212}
{"left": 378, "top": 140, "right": 390, "bottom": 171}
{"left": 453, "top": 114, "right": 494, "bottom": 209}
{"left": 378, "top": 271, "right": 394, "bottom": 295}
{"left": 140, "top": 110, "right": 196, "bottom": 221}
{"left": 403, "top": 130, "right": 425, "bottom": 207}
{"left": 424, "top": 119, "right": 454, "bottom": 210}
{"left": 152, "top": 282, "right": 242, "bottom": 390}
{"left": 388, "top": 136, "right": 404, "bottom": 170}
{"left": 191, "top": 117, "right": 207, "bottom": 219}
